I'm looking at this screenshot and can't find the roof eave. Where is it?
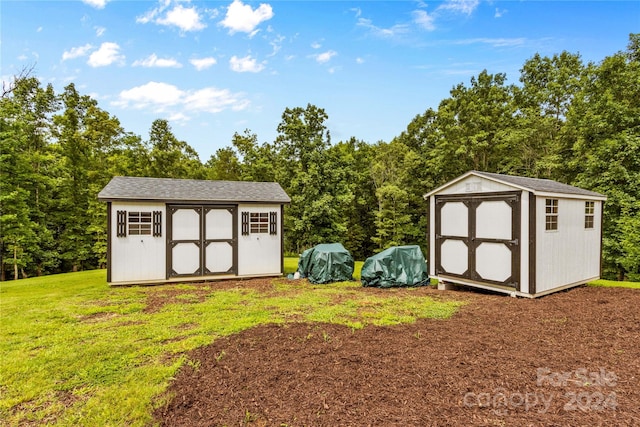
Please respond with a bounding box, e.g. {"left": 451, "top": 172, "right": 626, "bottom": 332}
{"left": 98, "top": 196, "right": 291, "bottom": 204}
{"left": 530, "top": 191, "right": 607, "bottom": 201}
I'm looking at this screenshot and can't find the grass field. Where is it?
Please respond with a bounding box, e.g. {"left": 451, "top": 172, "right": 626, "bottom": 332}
{"left": 587, "top": 279, "right": 640, "bottom": 289}
{"left": 2, "top": 265, "right": 636, "bottom": 426}
{"left": 0, "top": 267, "right": 456, "bottom": 426}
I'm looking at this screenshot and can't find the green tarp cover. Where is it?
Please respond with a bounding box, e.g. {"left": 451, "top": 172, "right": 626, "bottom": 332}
{"left": 298, "top": 243, "right": 354, "bottom": 284}
{"left": 361, "top": 245, "right": 429, "bottom": 288}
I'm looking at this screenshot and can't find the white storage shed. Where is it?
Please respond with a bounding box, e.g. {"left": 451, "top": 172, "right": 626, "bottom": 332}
{"left": 98, "top": 176, "right": 290, "bottom": 285}
{"left": 424, "top": 171, "right": 607, "bottom": 298}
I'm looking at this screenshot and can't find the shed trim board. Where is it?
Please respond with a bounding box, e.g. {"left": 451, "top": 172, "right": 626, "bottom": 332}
{"left": 167, "top": 204, "right": 238, "bottom": 279}
{"left": 435, "top": 191, "right": 521, "bottom": 290}
{"left": 425, "top": 170, "right": 607, "bottom": 201}
{"left": 528, "top": 192, "right": 537, "bottom": 295}
{"left": 426, "top": 171, "right": 606, "bottom": 298}
{"left": 99, "top": 177, "right": 290, "bottom": 286}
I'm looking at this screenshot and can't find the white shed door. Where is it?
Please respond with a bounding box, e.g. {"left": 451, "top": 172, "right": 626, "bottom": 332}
{"left": 435, "top": 192, "right": 520, "bottom": 289}
{"left": 168, "top": 205, "right": 237, "bottom": 278}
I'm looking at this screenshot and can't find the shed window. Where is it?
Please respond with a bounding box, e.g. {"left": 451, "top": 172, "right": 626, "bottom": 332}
{"left": 250, "top": 212, "right": 269, "bottom": 233}
{"left": 129, "top": 212, "right": 152, "bottom": 235}
{"left": 585, "top": 201, "right": 595, "bottom": 229}
{"left": 545, "top": 199, "right": 558, "bottom": 231}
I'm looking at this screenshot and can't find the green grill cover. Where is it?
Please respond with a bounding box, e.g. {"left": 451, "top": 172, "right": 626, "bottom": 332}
{"left": 361, "top": 245, "right": 429, "bottom": 288}
{"left": 298, "top": 243, "right": 354, "bottom": 284}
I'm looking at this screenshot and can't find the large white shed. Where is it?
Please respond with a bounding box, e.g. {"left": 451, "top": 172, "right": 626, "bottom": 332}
{"left": 424, "top": 171, "right": 607, "bottom": 298}
{"left": 98, "top": 176, "right": 290, "bottom": 285}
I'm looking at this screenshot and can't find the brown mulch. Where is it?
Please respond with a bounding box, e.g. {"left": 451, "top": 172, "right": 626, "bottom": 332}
{"left": 153, "top": 284, "right": 640, "bottom": 426}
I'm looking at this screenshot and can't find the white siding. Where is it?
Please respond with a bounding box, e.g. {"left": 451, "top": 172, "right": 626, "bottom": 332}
{"left": 110, "top": 202, "right": 166, "bottom": 283}
{"left": 437, "top": 176, "right": 514, "bottom": 195}
{"left": 237, "top": 204, "right": 282, "bottom": 276}
{"left": 536, "top": 198, "right": 602, "bottom": 292}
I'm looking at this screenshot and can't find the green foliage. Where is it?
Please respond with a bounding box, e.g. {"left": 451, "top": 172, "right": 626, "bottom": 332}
{"left": 568, "top": 36, "right": 640, "bottom": 279}
{"left": 146, "top": 119, "right": 205, "bottom": 179}
{"left": 509, "top": 51, "right": 586, "bottom": 179}
{"left": 273, "top": 104, "right": 355, "bottom": 253}
{"left": 0, "top": 271, "right": 464, "bottom": 425}
{"left": 205, "top": 147, "right": 242, "bottom": 180}
{"left": 1, "top": 34, "right": 639, "bottom": 280}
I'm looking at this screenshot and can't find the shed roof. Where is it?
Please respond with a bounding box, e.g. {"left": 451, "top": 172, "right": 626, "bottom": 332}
{"left": 98, "top": 176, "right": 291, "bottom": 204}
{"left": 425, "top": 171, "right": 607, "bottom": 200}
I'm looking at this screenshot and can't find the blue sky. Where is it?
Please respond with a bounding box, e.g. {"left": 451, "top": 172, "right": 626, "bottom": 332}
{"left": 2, "top": 1, "right": 638, "bottom": 160}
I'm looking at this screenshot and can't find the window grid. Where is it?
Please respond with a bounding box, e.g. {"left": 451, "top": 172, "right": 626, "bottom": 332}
{"left": 250, "top": 212, "right": 269, "bottom": 234}
{"left": 585, "top": 201, "right": 595, "bottom": 229}
{"left": 545, "top": 199, "right": 558, "bottom": 231}
{"left": 129, "top": 211, "right": 152, "bottom": 235}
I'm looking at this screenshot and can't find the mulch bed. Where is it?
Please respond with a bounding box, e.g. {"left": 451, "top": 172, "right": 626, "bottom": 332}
{"left": 154, "top": 284, "right": 640, "bottom": 426}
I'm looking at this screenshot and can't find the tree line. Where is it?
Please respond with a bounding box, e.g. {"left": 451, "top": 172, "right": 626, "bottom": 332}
{"left": 1, "top": 35, "right": 638, "bottom": 281}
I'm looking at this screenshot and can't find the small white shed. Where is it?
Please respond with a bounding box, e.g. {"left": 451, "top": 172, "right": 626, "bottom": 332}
{"left": 98, "top": 176, "right": 290, "bottom": 285}
{"left": 424, "top": 171, "right": 607, "bottom": 298}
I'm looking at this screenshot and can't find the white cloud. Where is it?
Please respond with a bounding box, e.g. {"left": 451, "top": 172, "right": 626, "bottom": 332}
{"left": 185, "top": 87, "right": 250, "bottom": 113}
{"left": 453, "top": 38, "right": 526, "bottom": 47}
{"left": 436, "top": 0, "right": 480, "bottom": 15}
{"left": 114, "top": 82, "right": 185, "bottom": 110}
{"left": 229, "top": 55, "right": 265, "bottom": 73}
{"left": 357, "top": 0, "right": 478, "bottom": 40}
{"left": 190, "top": 57, "right": 217, "bottom": 71}
{"left": 313, "top": 50, "right": 337, "bottom": 64}
{"left": 157, "top": 4, "right": 206, "bottom": 31}
{"left": 136, "top": 1, "right": 167, "bottom": 24}
{"left": 495, "top": 8, "right": 507, "bottom": 18}
{"left": 137, "top": 1, "right": 205, "bottom": 32}
{"left": 62, "top": 44, "right": 93, "bottom": 61}
{"left": 356, "top": 57, "right": 365, "bottom": 64}
{"left": 412, "top": 10, "right": 435, "bottom": 31}
{"left": 95, "top": 26, "right": 106, "bottom": 37}
{"left": 113, "top": 81, "right": 250, "bottom": 115}
{"left": 357, "top": 18, "right": 410, "bottom": 39}
{"left": 87, "top": 42, "right": 124, "bottom": 67}
{"left": 132, "top": 54, "right": 182, "bottom": 68}
{"left": 82, "top": 0, "right": 108, "bottom": 9}
{"left": 268, "top": 34, "right": 286, "bottom": 57}
{"left": 168, "top": 112, "right": 190, "bottom": 123}
{"left": 311, "top": 41, "right": 322, "bottom": 49}
{"left": 220, "top": 0, "right": 274, "bottom": 35}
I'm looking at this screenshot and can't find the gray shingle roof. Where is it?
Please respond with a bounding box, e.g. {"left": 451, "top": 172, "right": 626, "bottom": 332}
{"left": 98, "top": 176, "right": 290, "bottom": 203}
{"left": 472, "top": 171, "right": 606, "bottom": 198}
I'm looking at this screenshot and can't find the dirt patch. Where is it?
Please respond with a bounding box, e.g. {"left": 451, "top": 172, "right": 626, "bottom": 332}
{"left": 78, "top": 311, "right": 120, "bottom": 323}
{"left": 143, "top": 278, "right": 278, "bottom": 313}
{"left": 154, "top": 285, "right": 640, "bottom": 426}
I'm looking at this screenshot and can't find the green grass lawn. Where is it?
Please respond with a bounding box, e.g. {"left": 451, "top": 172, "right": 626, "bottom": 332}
{"left": 587, "top": 279, "right": 640, "bottom": 289}
{"left": 0, "top": 268, "right": 458, "bottom": 426}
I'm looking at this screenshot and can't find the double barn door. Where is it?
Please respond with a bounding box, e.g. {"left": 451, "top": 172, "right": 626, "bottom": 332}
{"left": 435, "top": 192, "right": 520, "bottom": 289}
{"left": 167, "top": 205, "right": 237, "bottom": 278}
